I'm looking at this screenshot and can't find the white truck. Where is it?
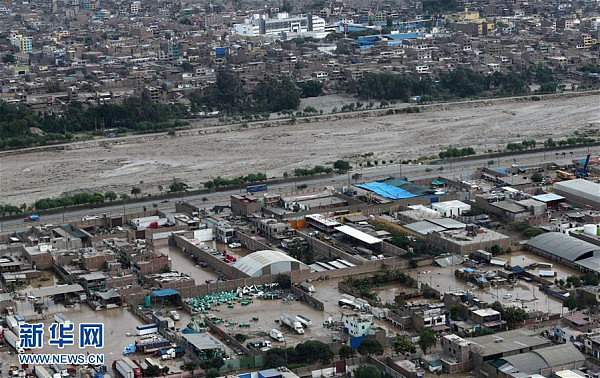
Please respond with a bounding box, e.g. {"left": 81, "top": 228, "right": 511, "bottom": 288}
{"left": 295, "top": 315, "right": 312, "bottom": 327}
{"left": 6, "top": 315, "right": 24, "bottom": 336}
{"left": 280, "top": 313, "right": 304, "bottom": 334}
{"left": 269, "top": 328, "right": 285, "bottom": 342}
{"left": 34, "top": 366, "right": 53, "bottom": 378}
{"left": 4, "top": 329, "right": 24, "bottom": 354}
{"left": 53, "top": 313, "right": 72, "bottom": 327}
{"left": 169, "top": 311, "right": 180, "bottom": 321}
{"left": 52, "top": 364, "right": 69, "bottom": 377}
{"left": 115, "top": 360, "right": 134, "bottom": 378}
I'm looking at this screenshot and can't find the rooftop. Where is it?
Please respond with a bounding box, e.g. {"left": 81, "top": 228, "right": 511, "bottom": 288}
{"left": 526, "top": 232, "right": 600, "bottom": 262}
{"left": 470, "top": 329, "right": 550, "bottom": 357}
{"left": 335, "top": 225, "right": 382, "bottom": 245}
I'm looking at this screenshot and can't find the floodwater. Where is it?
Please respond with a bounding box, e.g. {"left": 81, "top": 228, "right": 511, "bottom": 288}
{"left": 157, "top": 244, "right": 219, "bottom": 284}
{"left": 0, "top": 304, "right": 144, "bottom": 368}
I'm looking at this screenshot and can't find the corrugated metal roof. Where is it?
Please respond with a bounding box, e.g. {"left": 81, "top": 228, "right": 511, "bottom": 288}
{"left": 335, "top": 225, "right": 382, "bottom": 244}
{"left": 533, "top": 344, "right": 584, "bottom": 366}
{"left": 554, "top": 179, "right": 600, "bottom": 204}
{"left": 499, "top": 352, "right": 548, "bottom": 374}
{"left": 526, "top": 232, "right": 600, "bottom": 262}
{"left": 234, "top": 250, "right": 307, "bottom": 276}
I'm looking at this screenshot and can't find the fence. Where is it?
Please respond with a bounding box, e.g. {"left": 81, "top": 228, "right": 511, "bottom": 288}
{"left": 236, "top": 231, "right": 272, "bottom": 252}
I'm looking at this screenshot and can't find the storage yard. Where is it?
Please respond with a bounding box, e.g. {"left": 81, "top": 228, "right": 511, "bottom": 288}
{"left": 3, "top": 94, "right": 600, "bottom": 204}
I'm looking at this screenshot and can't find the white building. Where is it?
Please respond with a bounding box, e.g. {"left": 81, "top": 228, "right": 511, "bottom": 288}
{"left": 431, "top": 200, "right": 471, "bottom": 217}
{"left": 231, "top": 13, "right": 326, "bottom": 37}
{"left": 342, "top": 314, "right": 373, "bottom": 336}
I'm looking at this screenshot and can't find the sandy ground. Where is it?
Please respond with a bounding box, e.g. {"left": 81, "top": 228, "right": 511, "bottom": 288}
{"left": 2, "top": 94, "right": 600, "bottom": 205}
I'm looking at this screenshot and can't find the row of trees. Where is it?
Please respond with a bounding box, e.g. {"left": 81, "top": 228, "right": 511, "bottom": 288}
{"left": 11, "top": 181, "right": 190, "bottom": 212}
{"left": 203, "top": 173, "right": 267, "bottom": 189}
{"left": 189, "top": 70, "right": 302, "bottom": 114}
{"left": 0, "top": 98, "right": 188, "bottom": 149}
{"left": 352, "top": 66, "right": 560, "bottom": 102}
{"left": 438, "top": 146, "right": 476, "bottom": 159}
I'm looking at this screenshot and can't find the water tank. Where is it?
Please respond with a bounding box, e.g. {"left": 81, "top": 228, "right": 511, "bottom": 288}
{"left": 584, "top": 224, "right": 598, "bottom": 236}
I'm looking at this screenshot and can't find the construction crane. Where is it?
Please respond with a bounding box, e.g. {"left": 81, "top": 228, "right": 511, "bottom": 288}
{"left": 574, "top": 152, "right": 592, "bottom": 178}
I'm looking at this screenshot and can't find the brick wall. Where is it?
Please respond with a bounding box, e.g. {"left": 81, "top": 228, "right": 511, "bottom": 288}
{"left": 295, "top": 232, "right": 365, "bottom": 265}
{"left": 235, "top": 231, "right": 272, "bottom": 252}
{"left": 173, "top": 234, "right": 247, "bottom": 279}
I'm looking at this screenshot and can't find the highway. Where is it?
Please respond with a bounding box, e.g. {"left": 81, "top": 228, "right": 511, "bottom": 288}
{"left": 1, "top": 145, "right": 597, "bottom": 233}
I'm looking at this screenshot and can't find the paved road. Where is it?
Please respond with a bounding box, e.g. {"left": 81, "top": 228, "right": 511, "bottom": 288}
{"left": 1, "top": 145, "right": 597, "bottom": 233}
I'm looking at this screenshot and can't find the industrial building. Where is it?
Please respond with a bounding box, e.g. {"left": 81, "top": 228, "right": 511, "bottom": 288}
{"left": 553, "top": 179, "right": 600, "bottom": 210}
{"left": 525, "top": 232, "right": 600, "bottom": 273}
{"left": 482, "top": 344, "right": 585, "bottom": 378}
{"left": 233, "top": 250, "right": 309, "bottom": 277}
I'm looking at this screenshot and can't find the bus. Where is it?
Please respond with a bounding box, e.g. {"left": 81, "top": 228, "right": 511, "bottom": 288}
{"left": 246, "top": 184, "right": 267, "bottom": 193}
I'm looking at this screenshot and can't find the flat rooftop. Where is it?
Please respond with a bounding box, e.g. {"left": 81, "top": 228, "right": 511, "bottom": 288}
{"left": 469, "top": 329, "right": 550, "bottom": 357}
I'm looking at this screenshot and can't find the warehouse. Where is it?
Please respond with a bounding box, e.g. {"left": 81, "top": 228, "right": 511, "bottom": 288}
{"left": 553, "top": 179, "right": 600, "bottom": 210}
{"left": 233, "top": 250, "right": 309, "bottom": 277}
{"left": 525, "top": 232, "right": 600, "bottom": 264}
{"left": 525, "top": 232, "right": 600, "bottom": 274}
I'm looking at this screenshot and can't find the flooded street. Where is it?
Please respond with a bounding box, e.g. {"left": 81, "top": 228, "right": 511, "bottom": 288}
{"left": 157, "top": 244, "right": 219, "bottom": 284}
{"left": 0, "top": 305, "right": 144, "bottom": 368}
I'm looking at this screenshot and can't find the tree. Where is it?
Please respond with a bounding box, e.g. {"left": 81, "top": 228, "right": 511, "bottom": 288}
{"left": 169, "top": 180, "right": 188, "bottom": 192}
{"left": 393, "top": 338, "right": 416, "bottom": 355}
{"left": 157, "top": 185, "right": 163, "bottom": 193}
{"left": 253, "top": 75, "right": 301, "bottom": 112}
{"left": 295, "top": 340, "right": 334, "bottom": 364}
{"left": 339, "top": 345, "right": 356, "bottom": 360}
{"left": 131, "top": 187, "right": 141, "bottom": 197}
{"left": 333, "top": 160, "right": 351, "bottom": 173}
{"left": 144, "top": 365, "right": 161, "bottom": 376}
{"left": 490, "top": 245, "right": 503, "bottom": 255}
{"left": 449, "top": 304, "right": 462, "bottom": 321}
{"left": 298, "top": 80, "right": 323, "bottom": 97}
{"left": 264, "top": 348, "right": 287, "bottom": 368}
{"left": 503, "top": 306, "right": 527, "bottom": 327}
{"left": 418, "top": 328, "right": 436, "bottom": 354}
{"left": 531, "top": 172, "right": 543, "bottom": 183}
{"left": 104, "top": 191, "right": 117, "bottom": 202}
{"left": 358, "top": 338, "right": 383, "bottom": 356}
{"left": 564, "top": 297, "right": 578, "bottom": 312}
{"left": 354, "top": 364, "right": 382, "bottom": 378}
{"left": 161, "top": 366, "right": 170, "bottom": 375}
{"left": 275, "top": 274, "right": 291, "bottom": 289}
{"left": 352, "top": 173, "right": 362, "bottom": 181}
{"left": 119, "top": 193, "right": 130, "bottom": 201}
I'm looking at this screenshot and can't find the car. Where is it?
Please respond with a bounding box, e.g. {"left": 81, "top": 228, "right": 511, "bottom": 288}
{"left": 228, "top": 243, "right": 241, "bottom": 249}
{"left": 161, "top": 200, "right": 170, "bottom": 203}
{"left": 81, "top": 215, "right": 98, "bottom": 221}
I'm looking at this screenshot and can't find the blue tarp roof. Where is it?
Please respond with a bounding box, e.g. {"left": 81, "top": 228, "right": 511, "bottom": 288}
{"left": 152, "top": 288, "right": 180, "bottom": 297}
{"left": 357, "top": 182, "right": 417, "bottom": 199}
{"left": 385, "top": 32, "right": 423, "bottom": 40}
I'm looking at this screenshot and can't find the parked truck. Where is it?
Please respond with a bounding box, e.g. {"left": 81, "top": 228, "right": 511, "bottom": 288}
{"left": 295, "top": 315, "right": 312, "bottom": 327}
{"left": 123, "top": 343, "right": 136, "bottom": 355}
{"left": 4, "top": 329, "right": 24, "bottom": 354}
{"left": 169, "top": 311, "right": 180, "bottom": 321}
{"left": 53, "top": 313, "right": 72, "bottom": 327}
{"left": 113, "top": 360, "right": 134, "bottom": 378}
{"left": 269, "top": 328, "right": 285, "bottom": 342}
{"left": 52, "top": 364, "right": 70, "bottom": 377}
{"left": 34, "top": 366, "right": 53, "bottom": 378}
{"left": 121, "top": 357, "right": 142, "bottom": 378}
{"left": 280, "top": 313, "right": 304, "bottom": 334}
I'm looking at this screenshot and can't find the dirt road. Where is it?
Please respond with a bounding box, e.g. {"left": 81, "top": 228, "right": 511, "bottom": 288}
{"left": 2, "top": 94, "right": 599, "bottom": 205}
